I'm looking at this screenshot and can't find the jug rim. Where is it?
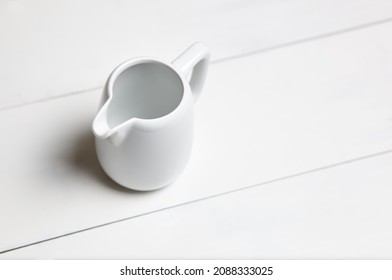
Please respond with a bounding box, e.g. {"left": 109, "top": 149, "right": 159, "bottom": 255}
{"left": 103, "top": 57, "right": 191, "bottom": 133}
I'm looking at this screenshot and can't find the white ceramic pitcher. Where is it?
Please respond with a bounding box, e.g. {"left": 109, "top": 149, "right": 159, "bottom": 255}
{"left": 92, "top": 42, "right": 210, "bottom": 191}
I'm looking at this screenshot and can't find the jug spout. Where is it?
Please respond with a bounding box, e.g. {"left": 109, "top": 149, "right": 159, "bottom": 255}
{"left": 92, "top": 103, "right": 128, "bottom": 146}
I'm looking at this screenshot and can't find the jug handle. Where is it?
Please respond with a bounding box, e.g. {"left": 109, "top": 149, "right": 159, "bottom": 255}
{"left": 172, "top": 42, "right": 210, "bottom": 102}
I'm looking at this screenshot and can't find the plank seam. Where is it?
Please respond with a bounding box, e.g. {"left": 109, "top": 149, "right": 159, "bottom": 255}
{"left": 2, "top": 148, "right": 392, "bottom": 255}
{"left": 1, "top": 16, "right": 392, "bottom": 111}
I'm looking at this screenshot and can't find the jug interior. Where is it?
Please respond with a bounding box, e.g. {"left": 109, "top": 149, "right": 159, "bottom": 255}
{"left": 107, "top": 62, "right": 183, "bottom": 128}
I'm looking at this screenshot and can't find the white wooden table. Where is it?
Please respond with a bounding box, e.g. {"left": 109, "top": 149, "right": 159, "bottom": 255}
{"left": 1, "top": 0, "right": 392, "bottom": 259}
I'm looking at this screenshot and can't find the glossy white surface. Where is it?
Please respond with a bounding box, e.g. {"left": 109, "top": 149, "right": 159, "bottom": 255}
{"left": 3, "top": 151, "right": 392, "bottom": 259}
{"left": 1, "top": 0, "right": 392, "bottom": 108}
{"left": 1, "top": 18, "right": 392, "bottom": 255}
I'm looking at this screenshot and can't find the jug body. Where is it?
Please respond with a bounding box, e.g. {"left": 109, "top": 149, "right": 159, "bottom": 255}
{"left": 92, "top": 42, "right": 209, "bottom": 191}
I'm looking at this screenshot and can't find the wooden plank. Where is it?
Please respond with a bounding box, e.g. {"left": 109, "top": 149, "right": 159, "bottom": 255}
{"left": 1, "top": 0, "right": 392, "bottom": 108}
{"left": 3, "top": 151, "right": 392, "bottom": 258}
